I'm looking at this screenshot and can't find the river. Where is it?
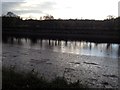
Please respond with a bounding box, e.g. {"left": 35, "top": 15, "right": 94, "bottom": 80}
{"left": 2, "top": 37, "right": 120, "bottom": 88}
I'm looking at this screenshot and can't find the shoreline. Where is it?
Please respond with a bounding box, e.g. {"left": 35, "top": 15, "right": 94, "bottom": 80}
{"left": 3, "top": 44, "right": 119, "bottom": 88}
{"left": 3, "top": 32, "right": 120, "bottom": 44}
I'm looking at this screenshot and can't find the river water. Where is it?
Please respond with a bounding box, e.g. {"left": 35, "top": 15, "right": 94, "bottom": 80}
{"left": 2, "top": 37, "right": 120, "bottom": 88}
{"left": 3, "top": 37, "right": 120, "bottom": 58}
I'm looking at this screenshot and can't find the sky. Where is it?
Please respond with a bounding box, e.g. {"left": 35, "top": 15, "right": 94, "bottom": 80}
{"left": 1, "top": 0, "right": 120, "bottom": 20}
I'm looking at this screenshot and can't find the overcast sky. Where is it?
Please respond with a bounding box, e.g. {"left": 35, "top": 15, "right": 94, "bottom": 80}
{"left": 1, "top": 0, "right": 120, "bottom": 20}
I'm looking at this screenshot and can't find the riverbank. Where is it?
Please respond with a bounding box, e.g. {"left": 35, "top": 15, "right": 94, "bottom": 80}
{"left": 3, "top": 44, "right": 119, "bottom": 88}
{"left": 3, "top": 67, "right": 87, "bottom": 89}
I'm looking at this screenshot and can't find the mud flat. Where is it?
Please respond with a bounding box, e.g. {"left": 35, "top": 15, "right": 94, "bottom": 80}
{"left": 2, "top": 44, "right": 119, "bottom": 88}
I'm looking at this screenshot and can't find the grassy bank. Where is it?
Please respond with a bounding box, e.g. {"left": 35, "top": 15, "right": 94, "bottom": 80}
{"left": 2, "top": 67, "right": 88, "bottom": 89}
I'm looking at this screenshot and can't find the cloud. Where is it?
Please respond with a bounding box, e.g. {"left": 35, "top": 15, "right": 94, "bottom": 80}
{"left": 14, "top": 10, "right": 43, "bottom": 15}
{"left": 1, "top": 0, "right": 26, "bottom": 2}
{"left": 2, "top": 2, "right": 24, "bottom": 15}
{"left": 1, "top": 0, "right": 119, "bottom": 19}
{"left": 40, "top": 1, "right": 56, "bottom": 10}
{"left": 118, "top": 1, "right": 120, "bottom": 16}
{"left": 2, "top": 1, "right": 56, "bottom": 17}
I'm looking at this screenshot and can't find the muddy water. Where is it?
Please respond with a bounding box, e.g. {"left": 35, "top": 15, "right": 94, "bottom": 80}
{"left": 3, "top": 38, "right": 120, "bottom": 58}
{"left": 2, "top": 38, "right": 120, "bottom": 88}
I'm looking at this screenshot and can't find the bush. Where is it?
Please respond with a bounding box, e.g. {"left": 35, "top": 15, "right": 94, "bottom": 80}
{"left": 2, "top": 67, "right": 88, "bottom": 89}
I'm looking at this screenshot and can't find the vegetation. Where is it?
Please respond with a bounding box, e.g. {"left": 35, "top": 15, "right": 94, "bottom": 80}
{"left": 2, "top": 12, "right": 120, "bottom": 43}
{"left": 2, "top": 67, "right": 87, "bottom": 89}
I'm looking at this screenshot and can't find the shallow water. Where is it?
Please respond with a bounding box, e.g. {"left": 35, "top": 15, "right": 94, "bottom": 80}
{"left": 2, "top": 38, "right": 120, "bottom": 88}
{"left": 3, "top": 38, "right": 120, "bottom": 59}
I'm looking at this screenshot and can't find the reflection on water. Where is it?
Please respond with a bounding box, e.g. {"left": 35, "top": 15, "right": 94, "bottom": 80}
{"left": 3, "top": 37, "right": 120, "bottom": 58}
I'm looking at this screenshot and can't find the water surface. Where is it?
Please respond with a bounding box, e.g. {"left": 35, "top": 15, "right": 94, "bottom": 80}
{"left": 3, "top": 37, "right": 120, "bottom": 58}
{"left": 2, "top": 37, "right": 119, "bottom": 88}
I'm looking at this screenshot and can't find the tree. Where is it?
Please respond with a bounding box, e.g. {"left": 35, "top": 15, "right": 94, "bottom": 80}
{"left": 43, "top": 14, "right": 54, "bottom": 20}
{"left": 107, "top": 15, "right": 115, "bottom": 20}
{"left": 6, "top": 12, "right": 18, "bottom": 17}
{"left": 2, "top": 12, "right": 21, "bottom": 27}
{"left": 40, "top": 16, "right": 42, "bottom": 20}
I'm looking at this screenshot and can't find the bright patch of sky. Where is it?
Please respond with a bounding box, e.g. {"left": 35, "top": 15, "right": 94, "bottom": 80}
{"left": 1, "top": 0, "right": 120, "bottom": 20}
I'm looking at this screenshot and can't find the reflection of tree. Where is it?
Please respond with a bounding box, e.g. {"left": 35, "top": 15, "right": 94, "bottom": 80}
{"left": 95, "top": 43, "right": 98, "bottom": 46}
{"left": 105, "top": 43, "right": 112, "bottom": 57}
{"left": 43, "top": 39, "right": 54, "bottom": 49}
{"left": 65, "top": 40, "right": 68, "bottom": 46}
{"left": 74, "top": 41, "right": 77, "bottom": 46}
{"left": 9, "top": 37, "right": 14, "bottom": 44}
{"left": 118, "top": 45, "right": 120, "bottom": 57}
{"left": 55, "top": 40, "right": 57, "bottom": 46}
{"left": 39, "top": 39, "right": 43, "bottom": 47}
{"left": 17, "top": 38, "right": 22, "bottom": 45}
{"left": 89, "top": 43, "right": 92, "bottom": 50}
{"left": 106, "top": 43, "right": 110, "bottom": 49}
{"left": 58, "top": 40, "right": 61, "bottom": 45}
{"left": 30, "top": 38, "right": 37, "bottom": 44}
{"left": 25, "top": 38, "right": 28, "bottom": 43}
{"left": 48, "top": 39, "right": 51, "bottom": 45}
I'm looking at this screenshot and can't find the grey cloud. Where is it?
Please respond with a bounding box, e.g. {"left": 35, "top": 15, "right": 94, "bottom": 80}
{"left": 2, "top": 2, "right": 24, "bottom": 14}
{"left": 118, "top": 1, "right": 120, "bottom": 16}
{"left": 14, "top": 10, "right": 43, "bottom": 15}
{"left": 2, "top": 1, "right": 56, "bottom": 16}
{"left": 2, "top": 2, "right": 43, "bottom": 15}
{"left": 2, "top": 0, "right": 26, "bottom": 2}
{"left": 40, "top": 1, "right": 56, "bottom": 10}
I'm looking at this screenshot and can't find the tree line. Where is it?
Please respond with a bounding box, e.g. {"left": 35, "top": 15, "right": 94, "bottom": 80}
{"left": 2, "top": 12, "right": 120, "bottom": 29}
{"left": 2, "top": 12, "right": 120, "bottom": 43}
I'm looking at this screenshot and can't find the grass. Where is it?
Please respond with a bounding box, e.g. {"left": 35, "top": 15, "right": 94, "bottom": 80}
{"left": 2, "top": 67, "right": 88, "bottom": 89}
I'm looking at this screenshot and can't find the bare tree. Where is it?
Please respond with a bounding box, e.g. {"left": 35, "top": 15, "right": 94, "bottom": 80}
{"left": 107, "top": 15, "right": 115, "bottom": 20}
{"left": 43, "top": 14, "right": 54, "bottom": 20}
